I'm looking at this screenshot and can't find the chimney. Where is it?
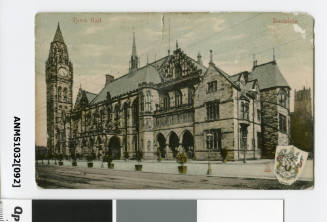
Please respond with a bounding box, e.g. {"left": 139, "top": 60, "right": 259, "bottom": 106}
{"left": 253, "top": 60, "right": 257, "bottom": 68}
{"left": 105, "top": 74, "right": 114, "bottom": 86}
{"left": 197, "top": 52, "right": 203, "bottom": 65}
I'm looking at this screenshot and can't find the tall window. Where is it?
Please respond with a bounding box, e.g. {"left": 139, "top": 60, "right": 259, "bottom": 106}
{"left": 164, "top": 95, "right": 170, "bottom": 110}
{"left": 114, "top": 104, "right": 120, "bottom": 120}
{"left": 145, "top": 90, "right": 151, "bottom": 112}
{"left": 57, "top": 86, "right": 62, "bottom": 101}
{"left": 205, "top": 129, "right": 221, "bottom": 150}
{"left": 175, "top": 64, "right": 182, "bottom": 78}
{"left": 241, "top": 102, "right": 249, "bottom": 120}
{"left": 123, "top": 103, "right": 128, "bottom": 125}
{"left": 175, "top": 90, "right": 182, "bottom": 107}
{"left": 132, "top": 100, "right": 138, "bottom": 126}
{"left": 133, "top": 135, "right": 138, "bottom": 151}
{"left": 188, "top": 87, "right": 194, "bottom": 104}
{"left": 140, "top": 94, "right": 144, "bottom": 111}
{"left": 278, "top": 90, "right": 287, "bottom": 108}
{"left": 63, "top": 87, "right": 67, "bottom": 102}
{"left": 279, "top": 113, "right": 287, "bottom": 133}
{"left": 206, "top": 101, "right": 219, "bottom": 120}
{"left": 207, "top": 80, "right": 217, "bottom": 93}
{"left": 257, "top": 109, "right": 261, "bottom": 121}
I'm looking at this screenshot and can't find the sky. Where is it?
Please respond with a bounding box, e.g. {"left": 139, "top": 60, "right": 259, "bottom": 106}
{"left": 35, "top": 12, "right": 314, "bottom": 146}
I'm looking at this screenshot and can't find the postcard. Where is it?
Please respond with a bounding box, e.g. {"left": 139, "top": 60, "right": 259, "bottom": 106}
{"left": 35, "top": 12, "right": 314, "bottom": 189}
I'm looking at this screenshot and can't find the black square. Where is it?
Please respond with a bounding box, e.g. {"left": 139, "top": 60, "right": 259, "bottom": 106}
{"left": 32, "top": 200, "right": 112, "bottom": 222}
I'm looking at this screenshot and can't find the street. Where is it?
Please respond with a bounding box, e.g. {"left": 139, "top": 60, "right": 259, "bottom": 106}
{"left": 36, "top": 164, "right": 313, "bottom": 189}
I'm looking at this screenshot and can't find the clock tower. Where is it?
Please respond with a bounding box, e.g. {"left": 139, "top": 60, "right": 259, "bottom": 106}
{"left": 46, "top": 23, "right": 73, "bottom": 155}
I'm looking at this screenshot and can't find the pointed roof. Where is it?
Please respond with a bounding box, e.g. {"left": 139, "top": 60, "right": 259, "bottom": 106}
{"left": 132, "top": 32, "right": 137, "bottom": 57}
{"left": 248, "top": 61, "right": 290, "bottom": 90}
{"left": 53, "top": 22, "right": 65, "bottom": 43}
{"left": 74, "top": 88, "right": 96, "bottom": 108}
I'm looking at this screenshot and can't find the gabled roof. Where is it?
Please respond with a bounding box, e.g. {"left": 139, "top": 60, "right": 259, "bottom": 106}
{"left": 248, "top": 61, "right": 290, "bottom": 90}
{"left": 89, "top": 51, "right": 207, "bottom": 104}
{"left": 85, "top": 91, "right": 97, "bottom": 102}
{"left": 210, "top": 63, "right": 239, "bottom": 89}
{"left": 91, "top": 62, "right": 163, "bottom": 104}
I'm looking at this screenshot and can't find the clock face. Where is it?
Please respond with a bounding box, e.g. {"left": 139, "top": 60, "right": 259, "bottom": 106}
{"left": 58, "top": 67, "right": 68, "bottom": 77}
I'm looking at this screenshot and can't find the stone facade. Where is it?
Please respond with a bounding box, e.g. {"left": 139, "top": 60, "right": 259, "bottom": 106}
{"left": 45, "top": 24, "right": 290, "bottom": 161}
{"left": 260, "top": 88, "right": 290, "bottom": 158}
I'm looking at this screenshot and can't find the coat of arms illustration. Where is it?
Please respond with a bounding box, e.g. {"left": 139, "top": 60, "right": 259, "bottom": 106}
{"left": 274, "top": 145, "right": 308, "bottom": 185}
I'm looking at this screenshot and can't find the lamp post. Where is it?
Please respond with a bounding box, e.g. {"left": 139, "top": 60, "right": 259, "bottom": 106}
{"left": 242, "top": 125, "right": 248, "bottom": 164}
{"left": 207, "top": 133, "right": 213, "bottom": 176}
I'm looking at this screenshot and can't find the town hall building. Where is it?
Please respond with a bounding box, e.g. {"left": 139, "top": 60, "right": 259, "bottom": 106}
{"left": 46, "top": 24, "right": 291, "bottom": 161}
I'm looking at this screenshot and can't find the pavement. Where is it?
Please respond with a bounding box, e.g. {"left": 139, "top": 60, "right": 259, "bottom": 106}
{"left": 36, "top": 165, "right": 313, "bottom": 189}
{"left": 38, "top": 159, "right": 313, "bottom": 182}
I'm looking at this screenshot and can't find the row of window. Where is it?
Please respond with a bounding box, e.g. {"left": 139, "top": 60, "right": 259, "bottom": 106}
{"left": 205, "top": 129, "right": 222, "bottom": 150}
{"left": 206, "top": 100, "right": 261, "bottom": 122}
{"left": 162, "top": 88, "right": 194, "bottom": 110}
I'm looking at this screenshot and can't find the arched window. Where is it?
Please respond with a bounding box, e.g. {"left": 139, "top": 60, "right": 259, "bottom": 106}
{"left": 114, "top": 104, "right": 120, "bottom": 120}
{"left": 241, "top": 101, "right": 249, "bottom": 120}
{"left": 145, "top": 90, "right": 151, "bottom": 112}
{"left": 123, "top": 103, "right": 128, "bottom": 119}
{"left": 164, "top": 95, "right": 170, "bottom": 110}
{"left": 188, "top": 87, "right": 195, "bottom": 105}
{"left": 132, "top": 99, "right": 138, "bottom": 126}
{"left": 175, "top": 90, "right": 182, "bottom": 107}
{"left": 140, "top": 93, "right": 144, "bottom": 111}
{"left": 63, "top": 88, "right": 67, "bottom": 102}
{"left": 175, "top": 64, "right": 182, "bottom": 78}
{"left": 133, "top": 135, "right": 138, "bottom": 151}
{"left": 57, "top": 87, "right": 62, "bottom": 101}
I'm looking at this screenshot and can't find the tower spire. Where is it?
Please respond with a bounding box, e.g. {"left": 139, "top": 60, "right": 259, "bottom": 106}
{"left": 53, "top": 22, "right": 65, "bottom": 43}
{"left": 132, "top": 32, "right": 137, "bottom": 57}
{"left": 273, "top": 48, "right": 276, "bottom": 61}
{"left": 129, "top": 32, "right": 139, "bottom": 71}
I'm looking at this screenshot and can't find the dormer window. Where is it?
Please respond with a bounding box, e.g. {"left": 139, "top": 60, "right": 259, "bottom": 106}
{"left": 207, "top": 81, "right": 217, "bottom": 93}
